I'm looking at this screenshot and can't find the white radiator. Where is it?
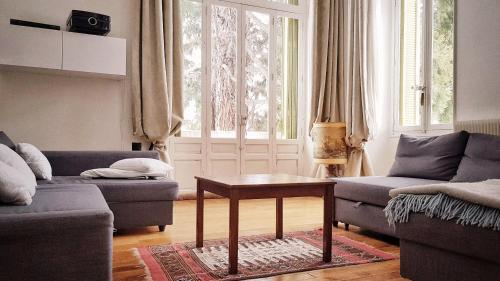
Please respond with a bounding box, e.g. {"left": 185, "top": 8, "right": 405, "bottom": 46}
{"left": 455, "top": 119, "right": 500, "bottom": 136}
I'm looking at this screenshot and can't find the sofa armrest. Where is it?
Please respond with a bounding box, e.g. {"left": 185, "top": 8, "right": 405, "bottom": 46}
{"left": 42, "top": 151, "right": 160, "bottom": 176}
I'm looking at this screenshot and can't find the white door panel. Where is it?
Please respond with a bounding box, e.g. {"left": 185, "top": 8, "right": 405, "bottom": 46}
{"left": 245, "top": 159, "right": 271, "bottom": 174}
{"left": 276, "top": 159, "right": 298, "bottom": 174}
{"left": 276, "top": 143, "right": 299, "bottom": 154}
{"left": 245, "top": 143, "right": 269, "bottom": 153}
{"left": 211, "top": 142, "right": 239, "bottom": 153}
{"left": 174, "top": 143, "right": 203, "bottom": 154}
{"left": 174, "top": 160, "right": 202, "bottom": 190}
{"left": 211, "top": 159, "right": 239, "bottom": 177}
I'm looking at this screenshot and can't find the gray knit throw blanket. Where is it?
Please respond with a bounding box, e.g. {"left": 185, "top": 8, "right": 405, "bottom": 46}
{"left": 384, "top": 180, "right": 500, "bottom": 231}
{"left": 385, "top": 193, "right": 500, "bottom": 231}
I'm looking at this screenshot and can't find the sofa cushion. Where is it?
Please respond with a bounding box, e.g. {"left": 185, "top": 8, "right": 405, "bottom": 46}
{"left": 452, "top": 133, "right": 500, "bottom": 182}
{"left": 334, "top": 176, "right": 445, "bottom": 207}
{"left": 110, "top": 158, "right": 174, "bottom": 175}
{"left": 38, "top": 176, "right": 178, "bottom": 203}
{"left": 16, "top": 143, "right": 52, "bottom": 180}
{"left": 0, "top": 144, "right": 37, "bottom": 190}
{"left": 0, "top": 132, "right": 15, "bottom": 150}
{"left": 0, "top": 184, "right": 112, "bottom": 236}
{"left": 388, "top": 131, "right": 469, "bottom": 181}
{"left": 81, "top": 167, "right": 168, "bottom": 179}
{"left": 0, "top": 161, "right": 36, "bottom": 205}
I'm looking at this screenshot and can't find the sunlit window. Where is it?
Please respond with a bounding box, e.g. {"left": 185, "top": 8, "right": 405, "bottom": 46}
{"left": 398, "top": 0, "right": 454, "bottom": 130}
{"left": 181, "top": 0, "right": 202, "bottom": 137}
{"left": 276, "top": 16, "right": 298, "bottom": 139}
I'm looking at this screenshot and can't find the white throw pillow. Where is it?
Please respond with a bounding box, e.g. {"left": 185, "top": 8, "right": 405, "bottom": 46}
{"left": 110, "top": 158, "right": 173, "bottom": 175}
{"left": 81, "top": 168, "right": 166, "bottom": 179}
{"left": 15, "top": 143, "right": 52, "bottom": 180}
{"left": 0, "top": 144, "right": 36, "bottom": 193}
{"left": 0, "top": 161, "right": 36, "bottom": 205}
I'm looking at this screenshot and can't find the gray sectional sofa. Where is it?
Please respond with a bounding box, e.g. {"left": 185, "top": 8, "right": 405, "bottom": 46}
{"left": 39, "top": 150, "right": 179, "bottom": 230}
{"left": 0, "top": 131, "right": 179, "bottom": 281}
{"left": 333, "top": 131, "right": 500, "bottom": 281}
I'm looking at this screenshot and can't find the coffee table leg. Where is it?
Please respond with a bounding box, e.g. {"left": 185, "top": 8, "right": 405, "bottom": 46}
{"left": 229, "top": 192, "right": 239, "bottom": 274}
{"left": 196, "top": 180, "right": 204, "bottom": 248}
{"left": 276, "top": 197, "right": 283, "bottom": 239}
{"left": 323, "top": 184, "right": 333, "bottom": 262}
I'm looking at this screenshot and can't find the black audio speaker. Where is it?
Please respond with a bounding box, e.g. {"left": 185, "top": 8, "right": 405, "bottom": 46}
{"left": 66, "top": 10, "right": 110, "bottom": 36}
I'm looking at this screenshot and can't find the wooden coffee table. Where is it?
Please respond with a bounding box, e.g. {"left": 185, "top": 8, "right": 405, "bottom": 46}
{"left": 194, "top": 174, "right": 336, "bottom": 274}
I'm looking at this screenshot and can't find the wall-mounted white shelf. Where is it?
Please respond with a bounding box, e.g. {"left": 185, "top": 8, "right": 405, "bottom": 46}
{"left": 0, "top": 18, "right": 126, "bottom": 79}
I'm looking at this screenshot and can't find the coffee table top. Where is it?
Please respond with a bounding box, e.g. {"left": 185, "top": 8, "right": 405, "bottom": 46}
{"left": 195, "top": 174, "right": 335, "bottom": 189}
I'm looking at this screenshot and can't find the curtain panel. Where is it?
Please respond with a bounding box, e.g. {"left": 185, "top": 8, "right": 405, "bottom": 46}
{"left": 284, "top": 16, "right": 299, "bottom": 139}
{"left": 132, "top": 0, "right": 184, "bottom": 163}
{"left": 310, "top": 0, "right": 376, "bottom": 177}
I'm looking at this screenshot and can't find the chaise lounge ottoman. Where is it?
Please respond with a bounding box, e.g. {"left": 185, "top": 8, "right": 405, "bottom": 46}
{"left": 0, "top": 184, "right": 113, "bottom": 281}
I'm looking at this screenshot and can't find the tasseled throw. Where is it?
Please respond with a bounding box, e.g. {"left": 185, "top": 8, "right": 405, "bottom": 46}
{"left": 384, "top": 193, "right": 500, "bottom": 231}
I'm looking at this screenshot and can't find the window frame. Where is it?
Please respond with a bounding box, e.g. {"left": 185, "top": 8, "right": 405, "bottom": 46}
{"left": 177, "top": 0, "right": 307, "bottom": 141}
{"left": 393, "top": 0, "right": 457, "bottom": 135}
{"left": 172, "top": 0, "right": 308, "bottom": 181}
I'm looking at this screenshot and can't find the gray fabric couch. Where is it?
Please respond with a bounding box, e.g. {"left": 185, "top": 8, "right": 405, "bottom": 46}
{"left": 0, "top": 184, "right": 113, "bottom": 281}
{"left": 0, "top": 131, "right": 179, "bottom": 281}
{"left": 334, "top": 131, "right": 500, "bottom": 281}
{"left": 395, "top": 132, "right": 500, "bottom": 281}
{"left": 39, "top": 151, "right": 179, "bottom": 230}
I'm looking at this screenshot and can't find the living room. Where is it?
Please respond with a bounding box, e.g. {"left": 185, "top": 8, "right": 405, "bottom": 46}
{"left": 0, "top": 0, "right": 499, "bottom": 280}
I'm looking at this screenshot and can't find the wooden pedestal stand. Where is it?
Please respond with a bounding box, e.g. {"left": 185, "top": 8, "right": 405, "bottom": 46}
{"left": 314, "top": 159, "right": 347, "bottom": 178}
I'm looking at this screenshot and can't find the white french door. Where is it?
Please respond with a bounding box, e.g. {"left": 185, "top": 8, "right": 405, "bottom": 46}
{"left": 171, "top": 0, "right": 306, "bottom": 190}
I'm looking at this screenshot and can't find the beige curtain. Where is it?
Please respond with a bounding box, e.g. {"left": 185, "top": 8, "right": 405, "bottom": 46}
{"left": 310, "top": 0, "right": 375, "bottom": 177}
{"left": 132, "top": 0, "right": 183, "bottom": 163}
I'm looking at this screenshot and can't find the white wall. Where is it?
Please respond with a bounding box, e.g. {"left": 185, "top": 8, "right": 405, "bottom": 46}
{"left": 456, "top": 0, "right": 500, "bottom": 121}
{"left": 0, "top": 0, "right": 139, "bottom": 150}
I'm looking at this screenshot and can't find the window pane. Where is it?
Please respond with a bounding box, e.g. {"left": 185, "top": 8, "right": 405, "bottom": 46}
{"left": 181, "top": 0, "right": 202, "bottom": 137}
{"left": 431, "top": 0, "right": 454, "bottom": 124}
{"left": 400, "top": 0, "right": 425, "bottom": 127}
{"left": 211, "top": 5, "right": 238, "bottom": 138}
{"left": 276, "top": 16, "right": 298, "bottom": 140}
{"left": 244, "top": 11, "right": 270, "bottom": 139}
{"left": 270, "top": 0, "right": 299, "bottom": 5}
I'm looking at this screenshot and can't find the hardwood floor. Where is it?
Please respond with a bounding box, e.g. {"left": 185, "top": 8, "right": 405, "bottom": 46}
{"left": 113, "top": 197, "right": 405, "bottom": 281}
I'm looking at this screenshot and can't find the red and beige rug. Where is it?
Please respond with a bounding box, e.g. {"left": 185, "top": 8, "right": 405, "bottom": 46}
{"left": 133, "top": 230, "right": 397, "bottom": 281}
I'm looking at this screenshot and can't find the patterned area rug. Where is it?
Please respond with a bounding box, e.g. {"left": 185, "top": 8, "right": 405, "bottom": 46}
{"left": 133, "top": 230, "right": 397, "bottom": 281}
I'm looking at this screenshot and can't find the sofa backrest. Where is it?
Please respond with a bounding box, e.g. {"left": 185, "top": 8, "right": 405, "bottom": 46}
{"left": 452, "top": 133, "right": 500, "bottom": 182}
{"left": 0, "top": 131, "right": 15, "bottom": 150}
{"left": 43, "top": 150, "right": 161, "bottom": 176}
{"left": 388, "top": 131, "right": 469, "bottom": 181}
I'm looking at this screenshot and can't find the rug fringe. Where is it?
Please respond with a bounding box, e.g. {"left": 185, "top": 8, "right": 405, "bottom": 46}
{"left": 130, "top": 248, "right": 153, "bottom": 281}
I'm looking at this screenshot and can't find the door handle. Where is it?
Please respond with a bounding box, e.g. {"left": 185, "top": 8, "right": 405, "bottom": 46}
{"left": 240, "top": 116, "right": 247, "bottom": 126}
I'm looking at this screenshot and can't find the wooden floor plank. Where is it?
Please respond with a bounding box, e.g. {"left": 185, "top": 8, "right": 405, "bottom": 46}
{"left": 113, "top": 197, "right": 406, "bottom": 280}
